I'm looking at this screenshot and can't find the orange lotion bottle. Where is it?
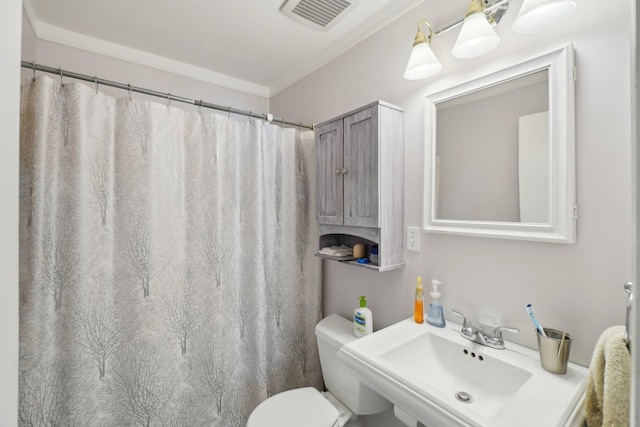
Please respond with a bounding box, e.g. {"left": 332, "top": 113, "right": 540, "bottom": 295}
{"left": 414, "top": 276, "right": 424, "bottom": 323}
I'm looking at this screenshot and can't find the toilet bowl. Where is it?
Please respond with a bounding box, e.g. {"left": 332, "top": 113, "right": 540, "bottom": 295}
{"left": 246, "top": 314, "right": 391, "bottom": 427}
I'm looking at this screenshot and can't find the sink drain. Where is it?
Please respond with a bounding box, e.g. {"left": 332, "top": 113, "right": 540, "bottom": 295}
{"left": 455, "top": 391, "right": 473, "bottom": 403}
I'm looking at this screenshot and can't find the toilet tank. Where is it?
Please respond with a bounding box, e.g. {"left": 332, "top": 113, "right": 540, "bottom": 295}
{"left": 315, "top": 314, "right": 392, "bottom": 415}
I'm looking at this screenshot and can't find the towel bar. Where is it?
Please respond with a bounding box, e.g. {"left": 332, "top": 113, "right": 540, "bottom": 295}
{"left": 624, "top": 281, "right": 633, "bottom": 351}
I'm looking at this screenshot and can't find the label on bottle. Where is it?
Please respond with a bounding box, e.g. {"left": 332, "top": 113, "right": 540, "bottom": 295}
{"left": 354, "top": 311, "right": 367, "bottom": 336}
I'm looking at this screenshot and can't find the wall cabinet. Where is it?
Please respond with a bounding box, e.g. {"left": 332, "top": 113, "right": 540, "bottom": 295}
{"left": 315, "top": 101, "right": 404, "bottom": 271}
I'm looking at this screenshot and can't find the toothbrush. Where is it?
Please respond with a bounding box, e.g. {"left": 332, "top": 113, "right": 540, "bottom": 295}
{"left": 526, "top": 304, "right": 547, "bottom": 337}
{"left": 557, "top": 331, "right": 567, "bottom": 357}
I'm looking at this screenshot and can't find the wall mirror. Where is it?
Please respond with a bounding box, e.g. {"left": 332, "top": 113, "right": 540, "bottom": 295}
{"left": 423, "top": 44, "right": 576, "bottom": 243}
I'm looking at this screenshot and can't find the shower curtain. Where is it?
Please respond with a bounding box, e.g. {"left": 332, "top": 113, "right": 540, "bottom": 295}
{"left": 18, "top": 75, "right": 322, "bottom": 426}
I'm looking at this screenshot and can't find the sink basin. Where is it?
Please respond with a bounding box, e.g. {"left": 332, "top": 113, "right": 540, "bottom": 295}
{"left": 338, "top": 318, "right": 587, "bottom": 427}
{"left": 381, "top": 331, "right": 533, "bottom": 421}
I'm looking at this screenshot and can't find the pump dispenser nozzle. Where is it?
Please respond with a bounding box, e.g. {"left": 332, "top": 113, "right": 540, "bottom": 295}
{"left": 430, "top": 279, "right": 442, "bottom": 299}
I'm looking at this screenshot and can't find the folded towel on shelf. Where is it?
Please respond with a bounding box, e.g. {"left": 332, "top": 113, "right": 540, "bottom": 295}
{"left": 585, "top": 325, "right": 631, "bottom": 427}
{"left": 319, "top": 245, "right": 353, "bottom": 257}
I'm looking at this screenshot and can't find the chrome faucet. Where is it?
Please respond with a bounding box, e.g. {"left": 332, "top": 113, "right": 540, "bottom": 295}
{"left": 451, "top": 310, "right": 519, "bottom": 350}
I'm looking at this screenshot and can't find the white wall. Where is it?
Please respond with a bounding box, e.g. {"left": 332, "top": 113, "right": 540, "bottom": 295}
{"left": 272, "top": 4, "right": 634, "bottom": 424}
{"left": 272, "top": 0, "right": 633, "bottom": 372}
{"left": 1, "top": 0, "right": 22, "bottom": 425}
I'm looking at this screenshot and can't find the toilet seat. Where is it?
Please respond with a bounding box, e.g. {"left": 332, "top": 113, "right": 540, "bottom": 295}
{"left": 246, "top": 387, "right": 340, "bottom": 427}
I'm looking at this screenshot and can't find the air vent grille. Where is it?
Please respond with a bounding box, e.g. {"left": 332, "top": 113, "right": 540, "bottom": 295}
{"left": 292, "top": 0, "right": 351, "bottom": 28}
{"left": 280, "top": 0, "right": 361, "bottom": 31}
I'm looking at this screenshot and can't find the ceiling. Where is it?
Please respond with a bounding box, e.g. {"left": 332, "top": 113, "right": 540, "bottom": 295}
{"left": 23, "top": 0, "right": 424, "bottom": 97}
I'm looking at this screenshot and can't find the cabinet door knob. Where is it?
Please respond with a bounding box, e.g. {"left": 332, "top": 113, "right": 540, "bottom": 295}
{"left": 334, "top": 169, "right": 341, "bottom": 175}
{"left": 341, "top": 168, "right": 348, "bottom": 175}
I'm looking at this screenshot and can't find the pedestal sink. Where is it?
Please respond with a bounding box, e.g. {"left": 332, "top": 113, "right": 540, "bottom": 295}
{"left": 337, "top": 318, "right": 587, "bottom": 427}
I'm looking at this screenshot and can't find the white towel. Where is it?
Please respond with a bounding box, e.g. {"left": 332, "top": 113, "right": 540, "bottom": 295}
{"left": 318, "top": 245, "right": 353, "bottom": 257}
{"left": 585, "top": 325, "right": 631, "bottom": 427}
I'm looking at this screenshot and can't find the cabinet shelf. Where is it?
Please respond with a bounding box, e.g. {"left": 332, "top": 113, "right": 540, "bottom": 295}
{"left": 314, "top": 253, "right": 404, "bottom": 272}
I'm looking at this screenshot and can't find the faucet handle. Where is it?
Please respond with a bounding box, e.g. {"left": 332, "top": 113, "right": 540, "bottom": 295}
{"left": 451, "top": 310, "right": 475, "bottom": 335}
{"left": 491, "top": 326, "right": 520, "bottom": 341}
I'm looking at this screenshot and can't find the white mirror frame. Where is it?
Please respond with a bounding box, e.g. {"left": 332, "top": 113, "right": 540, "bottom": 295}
{"left": 423, "top": 44, "right": 576, "bottom": 243}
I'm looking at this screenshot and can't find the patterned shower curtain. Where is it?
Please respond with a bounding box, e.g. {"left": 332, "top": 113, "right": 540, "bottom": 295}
{"left": 18, "top": 76, "right": 322, "bottom": 426}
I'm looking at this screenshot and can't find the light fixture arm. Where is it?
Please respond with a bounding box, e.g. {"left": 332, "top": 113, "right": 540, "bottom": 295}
{"left": 464, "top": 0, "right": 485, "bottom": 19}
{"left": 432, "top": 0, "right": 510, "bottom": 37}
{"left": 413, "top": 20, "right": 435, "bottom": 46}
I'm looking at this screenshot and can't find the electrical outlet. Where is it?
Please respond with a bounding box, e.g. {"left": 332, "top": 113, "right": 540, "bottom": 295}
{"left": 407, "top": 226, "right": 420, "bottom": 252}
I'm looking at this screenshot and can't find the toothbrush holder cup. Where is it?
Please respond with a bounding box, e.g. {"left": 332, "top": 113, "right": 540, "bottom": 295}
{"left": 536, "top": 328, "right": 572, "bottom": 375}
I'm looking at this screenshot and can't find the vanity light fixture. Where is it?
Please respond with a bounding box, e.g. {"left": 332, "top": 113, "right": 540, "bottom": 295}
{"left": 404, "top": 0, "right": 577, "bottom": 80}
{"left": 451, "top": 0, "right": 501, "bottom": 59}
{"left": 403, "top": 20, "right": 443, "bottom": 80}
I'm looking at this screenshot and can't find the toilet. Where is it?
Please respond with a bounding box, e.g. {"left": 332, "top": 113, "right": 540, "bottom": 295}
{"left": 246, "top": 314, "right": 392, "bottom": 427}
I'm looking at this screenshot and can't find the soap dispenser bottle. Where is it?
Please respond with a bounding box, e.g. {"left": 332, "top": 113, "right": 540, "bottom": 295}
{"left": 354, "top": 296, "right": 373, "bottom": 338}
{"left": 414, "top": 276, "right": 424, "bottom": 324}
{"left": 426, "top": 279, "right": 446, "bottom": 328}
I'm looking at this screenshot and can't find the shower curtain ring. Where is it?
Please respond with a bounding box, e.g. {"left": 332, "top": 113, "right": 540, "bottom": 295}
{"left": 167, "top": 94, "right": 172, "bottom": 108}
{"left": 59, "top": 68, "right": 64, "bottom": 85}
{"left": 227, "top": 106, "right": 231, "bottom": 119}
{"left": 198, "top": 100, "right": 203, "bottom": 114}
{"left": 94, "top": 76, "right": 99, "bottom": 94}
{"left": 128, "top": 84, "right": 132, "bottom": 101}
{"left": 32, "top": 62, "right": 36, "bottom": 81}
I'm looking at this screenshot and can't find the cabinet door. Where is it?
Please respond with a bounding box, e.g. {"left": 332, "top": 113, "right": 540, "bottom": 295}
{"left": 316, "top": 119, "right": 344, "bottom": 225}
{"left": 343, "top": 105, "right": 379, "bottom": 227}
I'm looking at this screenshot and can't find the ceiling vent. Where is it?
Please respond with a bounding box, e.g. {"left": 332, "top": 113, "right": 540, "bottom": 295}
{"left": 280, "top": 0, "right": 362, "bottom": 31}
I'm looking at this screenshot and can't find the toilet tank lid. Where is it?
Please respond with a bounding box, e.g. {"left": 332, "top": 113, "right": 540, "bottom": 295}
{"left": 315, "top": 314, "right": 356, "bottom": 349}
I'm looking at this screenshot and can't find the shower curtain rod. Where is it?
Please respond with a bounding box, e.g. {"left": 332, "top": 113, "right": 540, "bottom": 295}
{"left": 21, "top": 61, "right": 315, "bottom": 130}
